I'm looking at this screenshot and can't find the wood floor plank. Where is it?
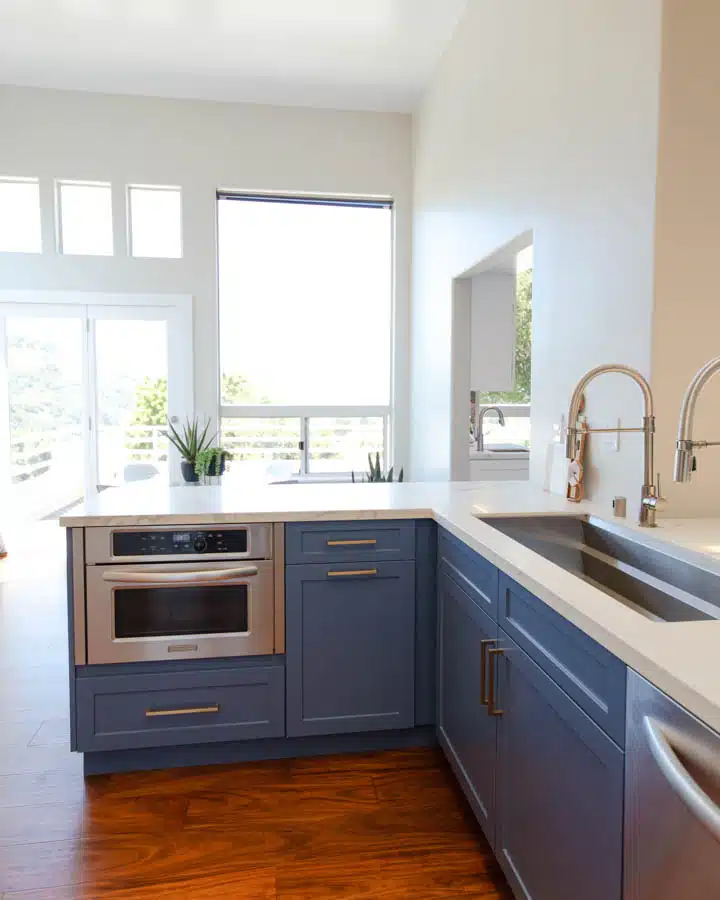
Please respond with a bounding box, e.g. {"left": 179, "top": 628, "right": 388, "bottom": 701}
{"left": 0, "top": 868, "right": 276, "bottom": 899}
{"left": 79, "top": 833, "right": 281, "bottom": 892}
{"left": 288, "top": 746, "right": 443, "bottom": 776}
{"left": 185, "top": 771, "right": 377, "bottom": 826}
{"left": 276, "top": 849, "right": 512, "bottom": 899}
{"left": 84, "top": 757, "right": 294, "bottom": 802}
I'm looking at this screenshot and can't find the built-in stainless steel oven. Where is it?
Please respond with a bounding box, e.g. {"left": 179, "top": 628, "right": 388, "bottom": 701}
{"left": 83, "top": 524, "right": 279, "bottom": 664}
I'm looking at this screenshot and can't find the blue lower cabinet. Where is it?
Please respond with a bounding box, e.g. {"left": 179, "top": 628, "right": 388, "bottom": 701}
{"left": 76, "top": 665, "right": 286, "bottom": 752}
{"left": 494, "top": 632, "right": 624, "bottom": 900}
{"left": 285, "top": 561, "right": 416, "bottom": 737}
{"left": 437, "top": 565, "right": 499, "bottom": 843}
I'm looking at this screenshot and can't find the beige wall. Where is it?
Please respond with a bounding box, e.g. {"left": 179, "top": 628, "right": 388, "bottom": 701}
{"left": 411, "top": 0, "right": 664, "bottom": 512}
{"left": 651, "top": 0, "right": 720, "bottom": 515}
{"left": 0, "top": 86, "right": 413, "bottom": 465}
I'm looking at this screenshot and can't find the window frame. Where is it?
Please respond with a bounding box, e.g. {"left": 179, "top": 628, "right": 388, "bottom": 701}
{"left": 217, "top": 192, "right": 395, "bottom": 480}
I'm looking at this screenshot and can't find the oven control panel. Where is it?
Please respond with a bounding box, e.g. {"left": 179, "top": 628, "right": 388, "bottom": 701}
{"left": 112, "top": 529, "right": 248, "bottom": 557}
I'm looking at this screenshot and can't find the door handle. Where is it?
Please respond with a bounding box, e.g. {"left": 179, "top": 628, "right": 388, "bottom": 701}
{"left": 145, "top": 704, "right": 220, "bottom": 718}
{"left": 102, "top": 566, "right": 258, "bottom": 584}
{"left": 480, "top": 639, "right": 496, "bottom": 706}
{"left": 327, "top": 569, "right": 378, "bottom": 578}
{"left": 487, "top": 647, "right": 505, "bottom": 717}
{"left": 326, "top": 539, "right": 377, "bottom": 547}
{"left": 644, "top": 716, "right": 720, "bottom": 840}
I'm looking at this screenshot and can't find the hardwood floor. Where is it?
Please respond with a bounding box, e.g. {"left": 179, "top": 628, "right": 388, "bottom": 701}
{"left": 0, "top": 525, "right": 513, "bottom": 899}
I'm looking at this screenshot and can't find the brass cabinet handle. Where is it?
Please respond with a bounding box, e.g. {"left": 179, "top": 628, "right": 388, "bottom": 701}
{"left": 480, "top": 639, "right": 496, "bottom": 706}
{"left": 145, "top": 704, "right": 220, "bottom": 718}
{"left": 487, "top": 648, "right": 505, "bottom": 717}
{"left": 327, "top": 539, "right": 377, "bottom": 546}
{"left": 327, "top": 569, "right": 378, "bottom": 578}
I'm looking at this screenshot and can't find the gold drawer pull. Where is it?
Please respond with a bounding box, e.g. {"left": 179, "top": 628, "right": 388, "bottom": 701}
{"left": 327, "top": 539, "right": 377, "bottom": 546}
{"left": 327, "top": 569, "right": 378, "bottom": 578}
{"left": 145, "top": 704, "right": 220, "bottom": 718}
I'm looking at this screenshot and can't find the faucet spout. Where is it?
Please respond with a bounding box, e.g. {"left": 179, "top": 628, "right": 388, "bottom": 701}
{"left": 565, "top": 364, "right": 659, "bottom": 526}
{"left": 674, "top": 357, "right": 720, "bottom": 483}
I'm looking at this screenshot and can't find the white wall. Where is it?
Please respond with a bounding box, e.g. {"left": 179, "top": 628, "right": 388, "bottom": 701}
{"left": 411, "top": 0, "right": 663, "bottom": 512}
{"left": 0, "top": 86, "right": 412, "bottom": 465}
{"left": 469, "top": 272, "right": 516, "bottom": 392}
{"left": 651, "top": 0, "right": 720, "bottom": 515}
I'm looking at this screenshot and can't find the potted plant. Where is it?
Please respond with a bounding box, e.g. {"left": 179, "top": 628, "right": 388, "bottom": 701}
{"left": 163, "top": 417, "right": 214, "bottom": 483}
{"left": 195, "top": 447, "right": 233, "bottom": 480}
{"left": 352, "top": 452, "right": 404, "bottom": 483}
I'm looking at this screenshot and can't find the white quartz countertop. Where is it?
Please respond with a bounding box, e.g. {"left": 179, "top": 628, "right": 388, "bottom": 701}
{"left": 60, "top": 480, "right": 720, "bottom": 734}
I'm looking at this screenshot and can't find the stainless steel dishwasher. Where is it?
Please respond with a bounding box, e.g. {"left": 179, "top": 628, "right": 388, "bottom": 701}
{"left": 625, "top": 670, "right": 720, "bottom": 899}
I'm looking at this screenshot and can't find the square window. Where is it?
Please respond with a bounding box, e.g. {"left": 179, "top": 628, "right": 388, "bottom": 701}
{"left": 0, "top": 178, "right": 42, "bottom": 253}
{"left": 128, "top": 185, "right": 182, "bottom": 258}
{"left": 308, "top": 417, "right": 385, "bottom": 475}
{"left": 221, "top": 418, "right": 301, "bottom": 484}
{"left": 58, "top": 181, "right": 113, "bottom": 256}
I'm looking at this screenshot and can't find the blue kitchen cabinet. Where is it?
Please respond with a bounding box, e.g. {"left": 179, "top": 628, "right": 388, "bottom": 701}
{"left": 437, "top": 564, "right": 499, "bottom": 843}
{"left": 493, "top": 632, "right": 624, "bottom": 900}
{"left": 285, "top": 561, "right": 416, "bottom": 737}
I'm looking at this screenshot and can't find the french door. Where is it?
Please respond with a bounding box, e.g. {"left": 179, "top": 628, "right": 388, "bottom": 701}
{"left": 0, "top": 294, "right": 193, "bottom": 521}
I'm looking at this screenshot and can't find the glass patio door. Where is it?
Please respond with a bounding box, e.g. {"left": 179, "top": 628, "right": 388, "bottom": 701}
{"left": 1, "top": 298, "right": 192, "bottom": 521}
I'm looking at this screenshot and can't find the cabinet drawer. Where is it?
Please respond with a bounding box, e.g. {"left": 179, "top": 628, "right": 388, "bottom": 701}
{"left": 286, "top": 521, "right": 415, "bottom": 565}
{"left": 498, "top": 574, "right": 626, "bottom": 745}
{"left": 438, "top": 528, "right": 498, "bottom": 619}
{"left": 76, "top": 665, "right": 285, "bottom": 752}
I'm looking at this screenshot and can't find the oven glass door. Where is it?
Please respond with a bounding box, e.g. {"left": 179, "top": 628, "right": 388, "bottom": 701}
{"left": 114, "top": 582, "right": 249, "bottom": 639}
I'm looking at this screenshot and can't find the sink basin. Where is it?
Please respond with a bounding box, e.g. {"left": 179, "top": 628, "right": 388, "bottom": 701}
{"left": 477, "top": 516, "right": 720, "bottom": 622}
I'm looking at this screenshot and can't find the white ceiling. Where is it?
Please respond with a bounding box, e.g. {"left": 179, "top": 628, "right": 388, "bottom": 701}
{"left": 0, "top": 0, "right": 469, "bottom": 112}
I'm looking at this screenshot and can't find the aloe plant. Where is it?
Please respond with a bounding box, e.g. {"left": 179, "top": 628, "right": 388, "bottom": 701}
{"left": 352, "top": 452, "right": 404, "bottom": 483}
{"left": 163, "top": 417, "right": 214, "bottom": 463}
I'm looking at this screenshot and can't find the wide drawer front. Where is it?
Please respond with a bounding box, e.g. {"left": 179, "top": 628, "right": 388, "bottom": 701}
{"left": 285, "top": 521, "right": 416, "bottom": 565}
{"left": 499, "top": 574, "right": 627, "bottom": 746}
{"left": 438, "top": 529, "right": 499, "bottom": 620}
{"left": 76, "top": 665, "right": 285, "bottom": 752}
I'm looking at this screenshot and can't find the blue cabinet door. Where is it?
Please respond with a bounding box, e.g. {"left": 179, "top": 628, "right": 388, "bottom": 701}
{"left": 436, "top": 564, "right": 499, "bottom": 844}
{"left": 494, "top": 632, "right": 624, "bottom": 900}
{"left": 286, "top": 561, "right": 416, "bottom": 737}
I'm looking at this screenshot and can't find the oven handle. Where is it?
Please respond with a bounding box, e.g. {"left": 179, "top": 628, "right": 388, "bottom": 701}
{"left": 101, "top": 566, "right": 259, "bottom": 584}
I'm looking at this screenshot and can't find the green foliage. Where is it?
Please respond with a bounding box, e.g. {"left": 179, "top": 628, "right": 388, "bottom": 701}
{"left": 130, "top": 374, "right": 270, "bottom": 428}
{"left": 194, "top": 446, "right": 233, "bottom": 477}
{"left": 352, "top": 452, "right": 404, "bottom": 483}
{"left": 222, "top": 373, "right": 271, "bottom": 405}
{"left": 131, "top": 377, "right": 168, "bottom": 426}
{"left": 163, "top": 417, "right": 214, "bottom": 463}
{"left": 476, "top": 268, "right": 532, "bottom": 405}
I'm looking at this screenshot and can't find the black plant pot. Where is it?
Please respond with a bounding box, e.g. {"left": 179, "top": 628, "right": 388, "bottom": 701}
{"left": 181, "top": 460, "right": 199, "bottom": 483}
{"left": 205, "top": 457, "right": 227, "bottom": 477}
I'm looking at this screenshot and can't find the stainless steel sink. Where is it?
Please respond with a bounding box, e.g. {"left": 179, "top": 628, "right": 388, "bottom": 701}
{"left": 477, "top": 516, "right": 720, "bottom": 622}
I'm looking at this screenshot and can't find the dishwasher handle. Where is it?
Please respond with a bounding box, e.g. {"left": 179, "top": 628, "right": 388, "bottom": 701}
{"left": 644, "top": 715, "right": 720, "bottom": 841}
{"left": 101, "top": 566, "right": 259, "bottom": 584}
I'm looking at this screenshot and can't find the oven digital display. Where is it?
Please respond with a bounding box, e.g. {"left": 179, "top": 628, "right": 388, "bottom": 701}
{"left": 112, "top": 529, "right": 249, "bottom": 556}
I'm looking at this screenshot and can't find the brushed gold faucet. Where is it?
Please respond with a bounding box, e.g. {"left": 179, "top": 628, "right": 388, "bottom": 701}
{"left": 566, "top": 364, "right": 663, "bottom": 527}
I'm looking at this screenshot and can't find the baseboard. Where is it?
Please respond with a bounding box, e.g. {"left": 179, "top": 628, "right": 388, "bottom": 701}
{"left": 82, "top": 725, "right": 437, "bottom": 776}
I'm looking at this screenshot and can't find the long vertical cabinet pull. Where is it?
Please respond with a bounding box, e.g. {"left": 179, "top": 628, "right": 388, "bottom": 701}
{"left": 487, "top": 647, "right": 505, "bottom": 717}
{"left": 480, "top": 639, "right": 496, "bottom": 706}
